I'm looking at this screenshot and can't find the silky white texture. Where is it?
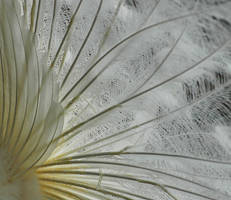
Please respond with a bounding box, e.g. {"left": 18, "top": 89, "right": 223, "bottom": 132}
{"left": 1, "top": 0, "right": 231, "bottom": 200}
{"left": 0, "top": 1, "right": 63, "bottom": 199}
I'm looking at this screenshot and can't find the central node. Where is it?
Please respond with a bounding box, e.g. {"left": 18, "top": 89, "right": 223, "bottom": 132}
{"left": 0, "top": 148, "right": 42, "bottom": 200}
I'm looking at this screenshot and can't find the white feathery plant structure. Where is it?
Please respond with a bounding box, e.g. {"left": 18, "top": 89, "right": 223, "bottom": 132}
{"left": 0, "top": 0, "right": 231, "bottom": 199}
